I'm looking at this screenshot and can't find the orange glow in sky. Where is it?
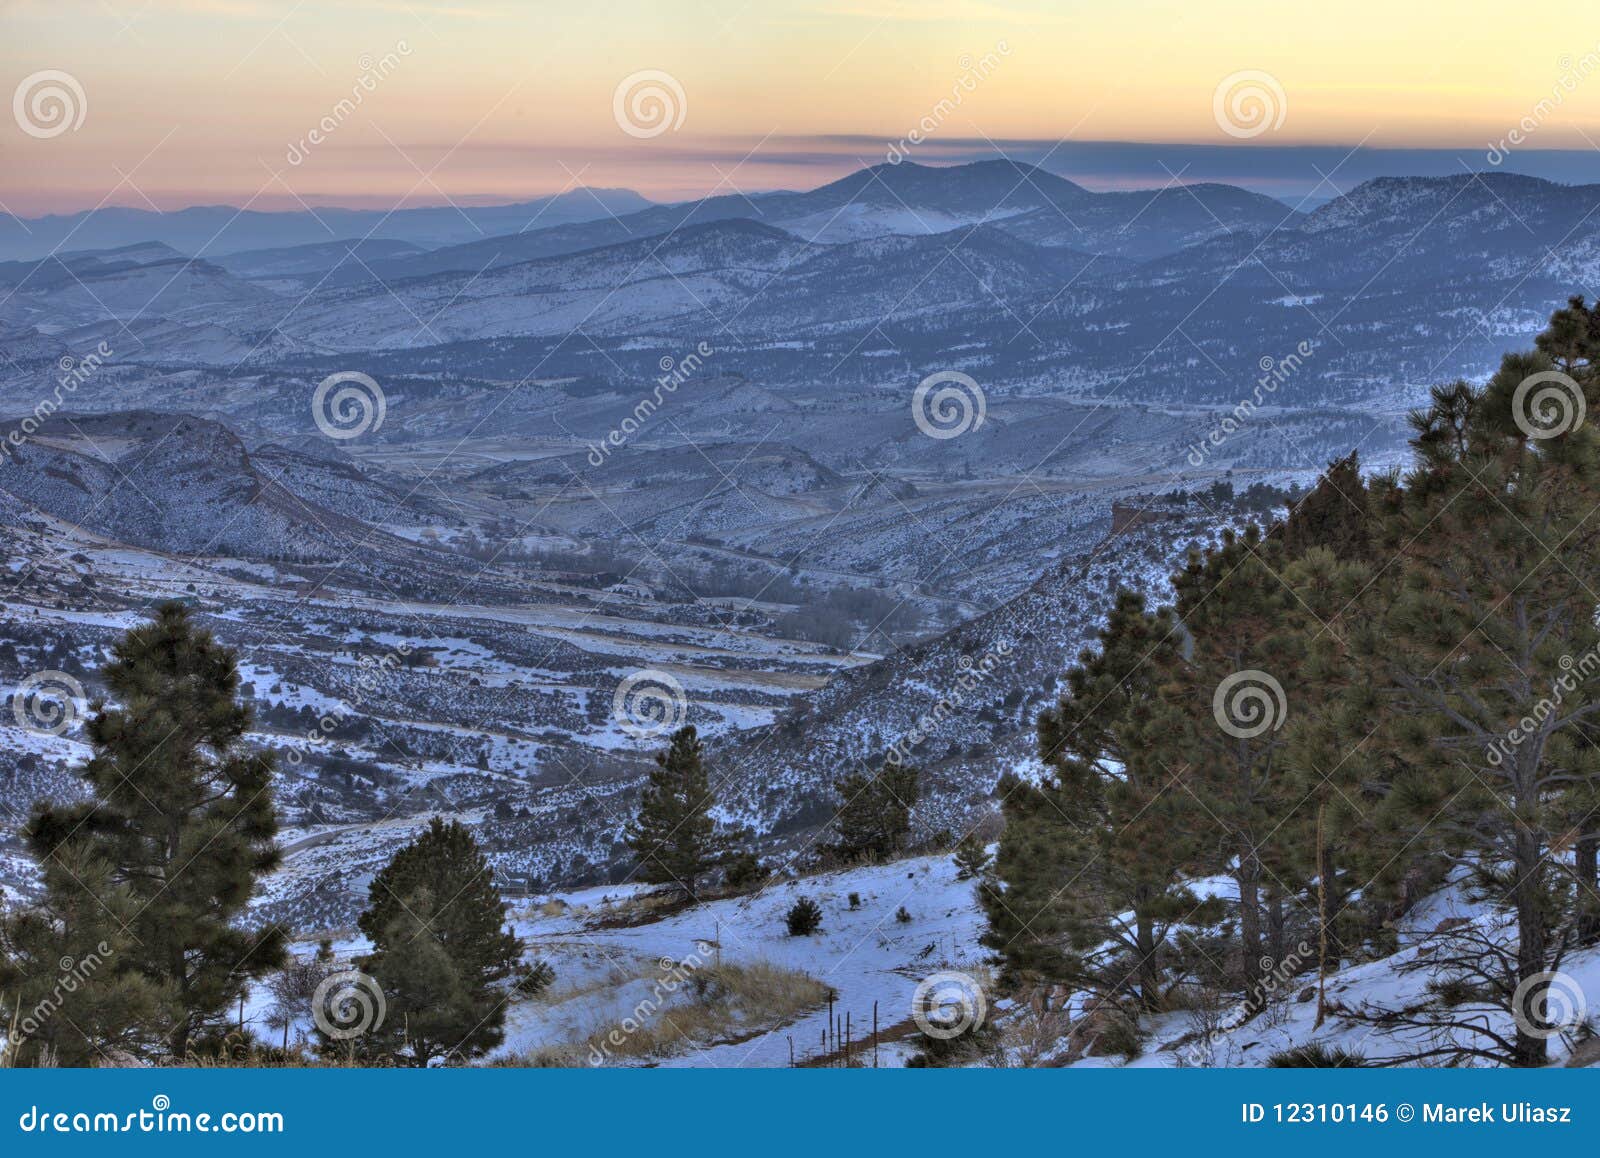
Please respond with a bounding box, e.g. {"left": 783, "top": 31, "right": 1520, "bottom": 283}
{"left": 4, "top": 0, "right": 1600, "bottom": 214}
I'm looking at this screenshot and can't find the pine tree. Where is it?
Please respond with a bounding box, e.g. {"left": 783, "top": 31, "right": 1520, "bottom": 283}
{"left": 1153, "top": 527, "right": 1310, "bottom": 997}
{"left": 1536, "top": 295, "right": 1600, "bottom": 945}
{"left": 25, "top": 602, "right": 286, "bottom": 1058}
{"left": 1355, "top": 330, "right": 1600, "bottom": 1065}
{"left": 830, "top": 760, "right": 918, "bottom": 862}
{"left": 981, "top": 772, "right": 1089, "bottom": 987}
{"left": 0, "top": 846, "right": 167, "bottom": 1065}
{"left": 1266, "top": 454, "right": 1389, "bottom": 996}
{"left": 354, "top": 818, "right": 539, "bottom": 1065}
{"left": 952, "top": 832, "right": 990, "bottom": 880}
{"left": 625, "top": 725, "right": 727, "bottom": 902}
{"left": 984, "top": 591, "right": 1218, "bottom": 1009}
{"left": 1281, "top": 451, "right": 1372, "bottom": 560}
{"left": 1274, "top": 543, "right": 1389, "bottom": 1016}
{"left": 784, "top": 896, "right": 822, "bottom": 936}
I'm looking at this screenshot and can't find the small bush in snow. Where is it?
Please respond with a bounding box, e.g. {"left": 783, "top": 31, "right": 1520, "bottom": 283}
{"left": 785, "top": 897, "right": 823, "bottom": 936}
{"left": 722, "top": 851, "right": 766, "bottom": 891}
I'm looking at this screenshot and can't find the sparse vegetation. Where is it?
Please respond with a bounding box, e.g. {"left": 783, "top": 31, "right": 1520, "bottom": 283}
{"left": 514, "top": 961, "right": 831, "bottom": 1066}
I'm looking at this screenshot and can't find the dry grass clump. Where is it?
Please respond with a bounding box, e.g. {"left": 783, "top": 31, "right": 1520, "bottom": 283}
{"left": 513, "top": 960, "right": 831, "bottom": 1067}
{"left": 585, "top": 889, "right": 696, "bottom": 929}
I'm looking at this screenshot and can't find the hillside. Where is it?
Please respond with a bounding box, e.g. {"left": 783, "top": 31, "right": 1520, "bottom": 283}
{"left": 711, "top": 504, "right": 1238, "bottom": 842}
{"left": 0, "top": 411, "right": 446, "bottom": 570}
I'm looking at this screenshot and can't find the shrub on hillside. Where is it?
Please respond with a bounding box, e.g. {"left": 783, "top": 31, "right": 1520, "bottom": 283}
{"left": 721, "top": 850, "right": 766, "bottom": 890}
{"left": 785, "top": 897, "right": 823, "bottom": 936}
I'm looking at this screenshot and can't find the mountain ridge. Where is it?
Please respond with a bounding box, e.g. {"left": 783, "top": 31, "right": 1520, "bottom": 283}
{"left": 0, "top": 187, "right": 656, "bottom": 263}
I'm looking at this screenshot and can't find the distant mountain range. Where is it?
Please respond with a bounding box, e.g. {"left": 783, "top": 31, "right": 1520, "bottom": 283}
{"left": 298, "top": 160, "right": 1293, "bottom": 287}
{"left": 3, "top": 162, "right": 1599, "bottom": 412}
{"left": 0, "top": 188, "right": 654, "bottom": 262}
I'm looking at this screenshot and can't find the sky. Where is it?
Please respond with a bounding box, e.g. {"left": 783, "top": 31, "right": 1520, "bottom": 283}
{"left": 4, "top": 0, "right": 1600, "bottom": 216}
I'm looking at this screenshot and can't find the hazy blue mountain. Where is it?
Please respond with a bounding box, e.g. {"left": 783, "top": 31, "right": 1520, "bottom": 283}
{"left": 6, "top": 165, "right": 1599, "bottom": 417}
{"left": 0, "top": 187, "right": 653, "bottom": 262}
{"left": 314, "top": 161, "right": 1292, "bottom": 288}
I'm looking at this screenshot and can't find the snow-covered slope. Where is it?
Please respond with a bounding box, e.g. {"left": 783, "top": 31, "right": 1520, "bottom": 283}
{"left": 0, "top": 411, "right": 418, "bottom": 563}
{"left": 251, "top": 851, "right": 1600, "bottom": 1068}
